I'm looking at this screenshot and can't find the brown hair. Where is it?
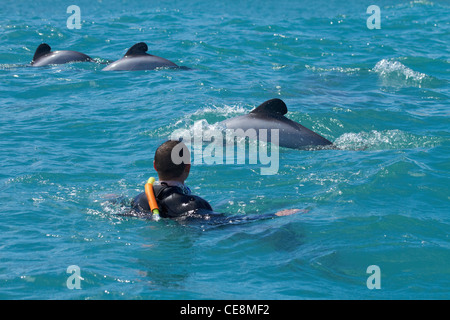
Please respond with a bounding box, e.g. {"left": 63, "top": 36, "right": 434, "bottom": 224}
{"left": 154, "top": 140, "right": 190, "bottom": 180}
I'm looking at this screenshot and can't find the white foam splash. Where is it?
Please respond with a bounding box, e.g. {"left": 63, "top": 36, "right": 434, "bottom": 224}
{"left": 191, "top": 104, "right": 248, "bottom": 118}
{"left": 305, "top": 64, "right": 361, "bottom": 74}
{"left": 372, "top": 59, "right": 430, "bottom": 87}
{"left": 334, "top": 130, "right": 440, "bottom": 150}
{"left": 147, "top": 104, "right": 249, "bottom": 138}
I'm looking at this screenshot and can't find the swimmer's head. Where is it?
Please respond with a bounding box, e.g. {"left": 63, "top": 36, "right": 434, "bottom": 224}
{"left": 154, "top": 140, "right": 191, "bottom": 181}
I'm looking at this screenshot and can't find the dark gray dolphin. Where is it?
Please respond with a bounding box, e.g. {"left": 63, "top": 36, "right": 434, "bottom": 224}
{"left": 102, "top": 42, "right": 179, "bottom": 71}
{"left": 31, "top": 43, "right": 93, "bottom": 67}
{"left": 220, "top": 99, "right": 333, "bottom": 150}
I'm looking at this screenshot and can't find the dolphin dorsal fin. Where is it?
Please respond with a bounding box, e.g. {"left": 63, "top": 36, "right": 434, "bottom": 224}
{"left": 32, "top": 43, "right": 51, "bottom": 62}
{"left": 124, "top": 42, "right": 149, "bottom": 56}
{"left": 250, "top": 98, "right": 288, "bottom": 116}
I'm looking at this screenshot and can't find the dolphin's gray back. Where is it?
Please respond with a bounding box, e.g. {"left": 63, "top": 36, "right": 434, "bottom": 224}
{"left": 222, "top": 114, "right": 332, "bottom": 149}
{"left": 102, "top": 42, "right": 179, "bottom": 71}
{"left": 31, "top": 46, "right": 92, "bottom": 67}
{"left": 220, "top": 99, "right": 333, "bottom": 150}
{"left": 102, "top": 55, "right": 178, "bottom": 71}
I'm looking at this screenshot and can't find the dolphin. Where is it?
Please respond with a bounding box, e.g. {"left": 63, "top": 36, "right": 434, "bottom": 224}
{"left": 219, "top": 98, "right": 333, "bottom": 150}
{"left": 102, "top": 42, "right": 179, "bottom": 71}
{"left": 31, "top": 43, "right": 93, "bottom": 67}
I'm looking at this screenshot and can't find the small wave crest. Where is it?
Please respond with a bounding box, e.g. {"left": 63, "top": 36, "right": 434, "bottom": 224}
{"left": 334, "top": 129, "right": 441, "bottom": 150}
{"left": 190, "top": 104, "right": 248, "bottom": 118}
{"left": 305, "top": 64, "right": 361, "bottom": 75}
{"left": 372, "top": 59, "right": 434, "bottom": 88}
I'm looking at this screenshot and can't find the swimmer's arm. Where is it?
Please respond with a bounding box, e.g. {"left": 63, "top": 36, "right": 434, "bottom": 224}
{"left": 217, "top": 208, "right": 307, "bottom": 224}
{"left": 274, "top": 208, "right": 304, "bottom": 216}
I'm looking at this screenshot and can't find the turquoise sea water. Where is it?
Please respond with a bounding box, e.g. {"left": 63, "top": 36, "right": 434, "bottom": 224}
{"left": 0, "top": 0, "right": 449, "bottom": 299}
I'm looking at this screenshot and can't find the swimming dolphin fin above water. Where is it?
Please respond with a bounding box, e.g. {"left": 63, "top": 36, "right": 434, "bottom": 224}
{"left": 31, "top": 43, "right": 93, "bottom": 67}
{"left": 102, "top": 42, "right": 179, "bottom": 71}
{"left": 219, "top": 98, "right": 334, "bottom": 150}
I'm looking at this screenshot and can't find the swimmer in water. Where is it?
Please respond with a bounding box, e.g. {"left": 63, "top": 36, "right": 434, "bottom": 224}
{"left": 130, "top": 140, "right": 300, "bottom": 221}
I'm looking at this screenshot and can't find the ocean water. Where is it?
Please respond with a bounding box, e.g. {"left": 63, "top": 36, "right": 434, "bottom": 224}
{"left": 0, "top": 0, "right": 449, "bottom": 300}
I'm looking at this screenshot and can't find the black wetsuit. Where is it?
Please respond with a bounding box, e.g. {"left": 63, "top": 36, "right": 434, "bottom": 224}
{"left": 131, "top": 182, "right": 220, "bottom": 219}
{"left": 129, "top": 182, "right": 284, "bottom": 225}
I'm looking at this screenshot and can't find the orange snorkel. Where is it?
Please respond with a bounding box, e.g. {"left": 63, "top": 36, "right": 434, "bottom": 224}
{"left": 145, "top": 177, "right": 160, "bottom": 221}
